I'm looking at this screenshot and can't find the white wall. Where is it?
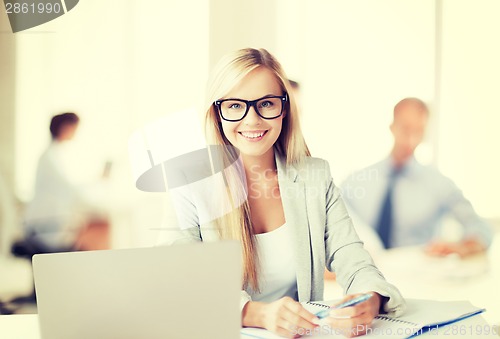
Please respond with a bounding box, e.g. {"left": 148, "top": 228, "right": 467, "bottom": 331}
{"left": 209, "top": 0, "right": 278, "bottom": 68}
{"left": 299, "top": 0, "right": 436, "bottom": 181}
{"left": 0, "top": 6, "right": 17, "bottom": 255}
{"left": 437, "top": 0, "right": 500, "bottom": 218}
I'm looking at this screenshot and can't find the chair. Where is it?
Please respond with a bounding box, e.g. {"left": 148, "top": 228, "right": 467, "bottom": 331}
{"left": 0, "top": 171, "right": 33, "bottom": 309}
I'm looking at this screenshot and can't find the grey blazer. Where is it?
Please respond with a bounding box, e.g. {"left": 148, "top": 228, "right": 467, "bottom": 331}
{"left": 165, "top": 154, "right": 406, "bottom": 317}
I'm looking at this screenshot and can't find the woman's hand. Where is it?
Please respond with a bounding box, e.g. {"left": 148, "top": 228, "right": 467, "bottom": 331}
{"left": 242, "top": 297, "right": 320, "bottom": 338}
{"left": 323, "top": 292, "right": 382, "bottom": 338}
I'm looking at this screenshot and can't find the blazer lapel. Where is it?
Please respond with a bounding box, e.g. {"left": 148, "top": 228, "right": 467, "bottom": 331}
{"left": 275, "top": 155, "right": 312, "bottom": 301}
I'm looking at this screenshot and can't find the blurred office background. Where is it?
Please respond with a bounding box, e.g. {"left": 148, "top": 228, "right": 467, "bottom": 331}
{"left": 1, "top": 0, "right": 499, "bottom": 318}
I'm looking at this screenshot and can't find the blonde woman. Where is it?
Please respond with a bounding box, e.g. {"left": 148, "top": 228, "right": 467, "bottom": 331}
{"left": 167, "top": 48, "right": 405, "bottom": 338}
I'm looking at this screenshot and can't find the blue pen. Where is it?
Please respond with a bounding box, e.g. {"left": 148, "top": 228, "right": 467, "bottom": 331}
{"left": 315, "top": 293, "right": 373, "bottom": 319}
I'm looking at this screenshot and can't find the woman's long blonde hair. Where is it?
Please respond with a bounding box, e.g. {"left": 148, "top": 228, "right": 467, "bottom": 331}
{"left": 204, "top": 48, "right": 310, "bottom": 291}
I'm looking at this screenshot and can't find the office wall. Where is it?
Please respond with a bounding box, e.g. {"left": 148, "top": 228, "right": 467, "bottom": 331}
{"left": 209, "top": 0, "right": 278, "bottom": 68}
{"left": 299, "top": 0, "right": 436, "bottom": 181}
{"left": 0, "top": 9, "right": 16, "bottom": 194}
{"left": 0, "top": 8, "right": 18, "bottom": 255}
{"left": 437, "top": 0, "right": 500, "bottom": 218}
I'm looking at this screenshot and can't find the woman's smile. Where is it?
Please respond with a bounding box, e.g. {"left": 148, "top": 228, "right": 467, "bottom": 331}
{"left": 238, "top": 130, "right": 268, "bottom": 142}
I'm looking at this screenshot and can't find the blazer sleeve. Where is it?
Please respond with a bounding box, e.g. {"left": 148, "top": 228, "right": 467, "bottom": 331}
{"left": 163, "top": 185, "right": 252, "bottom": 312}
{"left": 323, "top": 161, "right": 406, "bottom": 317}
{"left": 162, "top": 186, "right": 202, "bottom": 245}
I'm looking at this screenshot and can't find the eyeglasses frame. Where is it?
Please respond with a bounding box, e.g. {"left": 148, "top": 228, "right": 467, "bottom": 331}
{"left": 214, "top": 93, "right": 288, "bottom": 122}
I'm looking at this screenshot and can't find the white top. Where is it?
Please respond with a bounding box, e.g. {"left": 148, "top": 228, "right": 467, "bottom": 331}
{"left": 247, "top": 223, "right": 297, "bottom": 302}
{"left": 24, "top": 142, "right": 89, "bottom": 248}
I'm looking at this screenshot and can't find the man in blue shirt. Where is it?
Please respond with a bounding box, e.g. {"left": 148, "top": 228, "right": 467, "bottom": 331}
{"left": 341, "top": 98, "right": 492, "bottom": 257}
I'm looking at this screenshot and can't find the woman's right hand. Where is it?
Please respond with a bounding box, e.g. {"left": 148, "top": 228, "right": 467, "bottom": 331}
{"left": 242, "top": 297, "right": 320, "bottom": 338}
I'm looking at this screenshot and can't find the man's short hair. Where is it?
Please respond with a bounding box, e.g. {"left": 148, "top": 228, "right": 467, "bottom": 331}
{"left": 50, "top": 112, "right": 79, "bottom": 139}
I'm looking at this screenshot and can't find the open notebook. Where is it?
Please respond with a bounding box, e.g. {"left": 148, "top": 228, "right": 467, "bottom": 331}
{"left": 241, "top": 299, "right": 485, "bottom": 339}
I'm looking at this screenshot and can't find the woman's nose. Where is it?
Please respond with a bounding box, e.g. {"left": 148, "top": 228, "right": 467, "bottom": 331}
{"left": 243, "top": 105, "right": 262, "bottom": 125}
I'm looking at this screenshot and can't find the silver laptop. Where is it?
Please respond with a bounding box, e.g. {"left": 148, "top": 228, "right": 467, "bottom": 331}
{"left": 33, "top": 241, "right": 241, "bottom": 339}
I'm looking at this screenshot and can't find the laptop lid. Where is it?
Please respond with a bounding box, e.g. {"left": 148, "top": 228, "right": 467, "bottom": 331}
{"left": 33, "top": 241, "right": 241, "bottom": 339}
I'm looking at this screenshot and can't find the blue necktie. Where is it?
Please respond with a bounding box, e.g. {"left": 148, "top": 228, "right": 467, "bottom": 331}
{"left": 376, "top": 168, "right": 400, "bottom": 249}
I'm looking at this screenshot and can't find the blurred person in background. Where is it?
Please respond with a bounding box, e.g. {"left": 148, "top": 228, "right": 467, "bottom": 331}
{"left": 12, "top": 113, "right": 109, "bottom": 259}
{"left": 341, "top": 98, "right": 492, "bottom": 257}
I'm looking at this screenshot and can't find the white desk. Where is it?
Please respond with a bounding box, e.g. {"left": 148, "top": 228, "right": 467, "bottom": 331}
{"left": 0, "top": 256, "right": 33, "bottom": 300}
{"left": 0, "top": 313, "right": 498, "bottom": 339}
{"left": 325, "top": 245, "right": 500, "bottom": 326}
{"left": 0, "top": 314, "right": 39, "bottom": 339}
{"left": 374, "top": 246, "right": 499, "bottom": 326}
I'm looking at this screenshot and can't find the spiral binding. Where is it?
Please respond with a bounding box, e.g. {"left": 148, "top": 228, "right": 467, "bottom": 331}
{"left": 306, "top": 301, "right": 330, "bottom": 309}
{"left": 306, "top": 302, "right": 419, "bottom": 328}
{"left": 375, "top": 315, "right": 418, "bottom": 327}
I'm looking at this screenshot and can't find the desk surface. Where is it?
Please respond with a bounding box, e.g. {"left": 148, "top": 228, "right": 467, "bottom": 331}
{"left": 374, "top": 246, "right": 499, "bottom": 326}
{"left": 325, "top": 246, "right": 500, "bottom": 326}
{"left": 0, "top": 313, "right": 498, "bottom": 339}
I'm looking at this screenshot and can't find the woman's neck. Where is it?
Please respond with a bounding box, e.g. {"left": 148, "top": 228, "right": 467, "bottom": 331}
{"left": 242, "top": 148, "right": 277, "bottom": 182}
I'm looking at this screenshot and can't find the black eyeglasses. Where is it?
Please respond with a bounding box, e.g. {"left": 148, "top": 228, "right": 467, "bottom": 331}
{"left": 214, "top": 94, "right": 288, "bottom": 122}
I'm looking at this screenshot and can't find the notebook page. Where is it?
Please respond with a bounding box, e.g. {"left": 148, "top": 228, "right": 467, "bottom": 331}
{"left": 241, "top": 300, "right": 414, "bottom": 339}
{"left": 241, "top": 301, "right": 339, "bottom": 339}
{"left": 241, "top": 299, "right": 485, "bottom": 339}
{"left": 365, "top": 299, "right": 484, "bottom": 338}
{"left": 240, "top": 300, "right": 398, "bottom": 338}
{"left": 386, "top": 299, "right": 485, "bottom": 328}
